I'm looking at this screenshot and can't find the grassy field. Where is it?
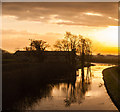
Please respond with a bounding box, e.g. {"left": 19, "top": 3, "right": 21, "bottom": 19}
{"left": 102, "top": 66, "right": 120, "bottom": 110}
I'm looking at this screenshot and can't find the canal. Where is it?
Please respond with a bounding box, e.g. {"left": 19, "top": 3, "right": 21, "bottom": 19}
{"left": 14, "top": 63, "right": 118, "bottom": 110}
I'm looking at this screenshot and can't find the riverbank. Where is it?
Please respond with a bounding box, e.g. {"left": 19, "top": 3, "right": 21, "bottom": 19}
{"left": 102, "top": 66, "right": 120, "bottom": 110}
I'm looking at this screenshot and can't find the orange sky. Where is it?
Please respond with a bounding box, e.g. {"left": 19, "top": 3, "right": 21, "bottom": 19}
{"left": 2, "top": 2, "right": 118, "bottom": 55}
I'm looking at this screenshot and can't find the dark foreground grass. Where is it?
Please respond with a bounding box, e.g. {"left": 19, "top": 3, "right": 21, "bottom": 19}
{"left": 102, "top": 66, "right": 120, "bottom": 111}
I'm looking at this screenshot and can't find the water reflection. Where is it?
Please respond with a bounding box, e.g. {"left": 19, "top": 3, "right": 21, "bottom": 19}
{"left": 64, "top": 66, "right": 92, "bottom": 107}
{"left": 3, "top": 64, "right": 117, "bottom": 110}
{"left": 7, "top": 66, "right": 91, "bottom": 110}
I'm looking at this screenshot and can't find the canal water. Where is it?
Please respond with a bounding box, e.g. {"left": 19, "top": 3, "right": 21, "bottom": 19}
{"left": 15, "top": 63, "right": 118, "bottom": 110}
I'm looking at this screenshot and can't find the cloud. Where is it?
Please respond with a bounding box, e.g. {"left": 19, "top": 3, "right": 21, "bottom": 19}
{"left": 84, "top": 12, "right": 103, "bottom": 16}
{"left": 2, "top": 2, "right": 118, "bottom": 27}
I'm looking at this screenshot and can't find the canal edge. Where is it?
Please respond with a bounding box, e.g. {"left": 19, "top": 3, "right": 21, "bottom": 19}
{"left": 102, "top": 67, "right": 120, "bottom": 111}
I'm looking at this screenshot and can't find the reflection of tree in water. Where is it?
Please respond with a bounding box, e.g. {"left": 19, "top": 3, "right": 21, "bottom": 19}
{"left": 85, "top": 66, "right": 92, "bottom": 84}
{"left": 64, "top": 66, "right": 92, "bottom": 107}
{"left": 7, "top": 67, "right": 92, "bottom": 110}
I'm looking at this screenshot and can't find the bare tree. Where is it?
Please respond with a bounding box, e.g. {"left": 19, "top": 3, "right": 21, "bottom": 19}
{"left": 54, "top": 32, "right": 88, "bottom": 55}
{"left": 54, "top": 32, "right": 92, "bottom": 66}
{"left": 54, "top": 39, "right": 69, "bottom": 51}
{"left": 29, "top": 39, "right": 50, "bottom": 51}
{"left": 82, "top": 38, "right": 92, "bottom": 56}
{"left": 23, "top": 46, "right": 32, "bottom": 51}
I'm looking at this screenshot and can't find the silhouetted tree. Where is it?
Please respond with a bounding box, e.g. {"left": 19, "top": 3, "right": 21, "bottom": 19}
{"left": 23, "top": 46, "right": 32, "bottom": 51}
{"left": 54, "top": 32, "right": 82, "bottom": 53}
{"left": 54, "top": 32, "right": 92, "bottom": 56}
{"left": 29, "top": 39, "right": 50, "bottom": 51}
{"left": 54, "top": 39, "right": 69, "bottom": 51}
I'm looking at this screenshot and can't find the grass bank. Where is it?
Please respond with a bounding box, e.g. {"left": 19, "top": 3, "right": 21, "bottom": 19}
{"left": 102, "top": 66, "right": 120, "bottom": 110}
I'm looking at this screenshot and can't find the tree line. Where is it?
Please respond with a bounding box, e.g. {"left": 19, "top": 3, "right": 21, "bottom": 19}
{"left": 23, "top": 32, "right": 92, "bottom": 56}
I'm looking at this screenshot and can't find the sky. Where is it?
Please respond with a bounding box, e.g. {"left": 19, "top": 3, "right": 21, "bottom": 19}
{"left": 2, "top": 2, "right": 118, "bottom": 54}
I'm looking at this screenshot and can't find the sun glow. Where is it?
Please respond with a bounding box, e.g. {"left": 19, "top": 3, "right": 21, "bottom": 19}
{"left": 94, "top": 26, "right": 118, "bottom": 47}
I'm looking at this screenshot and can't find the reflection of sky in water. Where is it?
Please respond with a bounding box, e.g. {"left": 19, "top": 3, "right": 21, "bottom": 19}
{"left": 19, "top": 63, "right": 117, "bottom": 110}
